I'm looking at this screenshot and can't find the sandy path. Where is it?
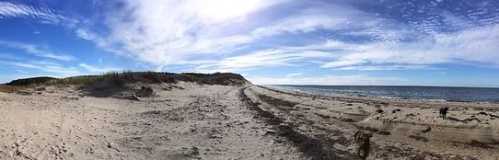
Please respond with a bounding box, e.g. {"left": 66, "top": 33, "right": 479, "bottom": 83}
{"left": 0, "top": 84, "right": 301, "bottom": 160}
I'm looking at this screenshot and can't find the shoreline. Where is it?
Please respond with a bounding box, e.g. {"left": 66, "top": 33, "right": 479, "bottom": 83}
{"left": 263, "top": 85, "right": 499, "bottom": 111}
{"left": 268, "top": 84, "right": 499, "bottom": 90}
{"left": 267, "top": 85, "right": 499, "bottom": 103}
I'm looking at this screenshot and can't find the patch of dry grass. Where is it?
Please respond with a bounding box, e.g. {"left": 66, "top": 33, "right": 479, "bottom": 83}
{"left": 0, "top": 85, "right": 23, "bottom": 93}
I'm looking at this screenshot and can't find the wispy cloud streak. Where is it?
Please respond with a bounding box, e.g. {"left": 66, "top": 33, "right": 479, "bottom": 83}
{"left": 247, "top": 74, "right": 406, "bottom": 85}
{"left": 0, "top": 1, "right": 71, "bottom": 24}
{"left": 0, "top": 60, "right": 81, "bottom": 76}
{"left": 0, "top": 40, "right": 75, "bottom": 61}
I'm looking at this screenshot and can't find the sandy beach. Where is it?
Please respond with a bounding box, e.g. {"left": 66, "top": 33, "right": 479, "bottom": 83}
{"left": 0, "top": 76, "right": 498, "bottom": 160}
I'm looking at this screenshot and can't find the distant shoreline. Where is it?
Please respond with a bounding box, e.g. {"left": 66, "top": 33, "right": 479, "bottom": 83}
{"left": 263, "top": 85, "right": 499, "bottom": 107}
{"left": 269, "top": 84, "right": 499, "bottom": 89}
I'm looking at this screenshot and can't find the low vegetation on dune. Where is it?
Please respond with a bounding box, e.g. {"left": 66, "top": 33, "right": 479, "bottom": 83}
{"left": 0, "top": 85, "right": 23, "bottom": 93}
{"left": 0, "top": 72, "right": 249, "bottom": 93}
{"left": 6, "top": 77, "right": 58, "bottom": 86}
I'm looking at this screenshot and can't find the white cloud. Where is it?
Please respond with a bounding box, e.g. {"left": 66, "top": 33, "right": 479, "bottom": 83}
{"left": 6, "top": 0, "right": 498, "bottom": 77}
{"left": 192, "top": 0, "right": 285, "bottom": 23}
{"left": 78, "top": 0, "right": 374, "bottom": 67}
{"left": 285, "top": 72, "right": 303, "bottom": 78}
{"left": 251, "top": 14, "right": 347, "bottom": 37}
{"left": 434, "top": 24, "right": 499, "bottom": 64}
{"left": 0, "top": 1, "right": 73, "bottom": 24}
{"left": 0, "top": 60, "right": 82, "bottom": 77}
{"left": 79, "top": 63, "right": 122, "bottom": 74}
{"left": 75, "top": 29, "right": 126, "bottom": 56}
{"left": 335, "top": 65, "right": 433, "bottom": 71}
{"left": 322, "top": 23, "right": 499, "bottom": 70}
{"left": 80, "top": 0, "right": 288, "bottom": 66}
{"left": 0, "top": 40, "right": 75, "bottom": 61}
{"left": 250, "top": 3, "right": 378, "bottom": 38}
{"left": 0, "top": 59, "right": 123, "bottom": 81}
{"left": 247, "top": 74, "right": 406, "bottom": 85}
{"left": 195, "top": 47, "right": 334, "bottom": 72}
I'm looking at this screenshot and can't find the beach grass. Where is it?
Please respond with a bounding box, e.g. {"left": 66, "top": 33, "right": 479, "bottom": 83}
{"left": 2, "top": 71, "right": 248, "bottom": 89}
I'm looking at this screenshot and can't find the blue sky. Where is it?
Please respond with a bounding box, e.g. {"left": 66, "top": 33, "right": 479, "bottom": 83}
{"left": 1, "top": 0, "right": 499, "bottom": 87}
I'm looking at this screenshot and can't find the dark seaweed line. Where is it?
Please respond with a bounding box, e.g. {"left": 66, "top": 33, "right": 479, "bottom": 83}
{"left": 239, "top": 87, "right": 359, "bottom": 160}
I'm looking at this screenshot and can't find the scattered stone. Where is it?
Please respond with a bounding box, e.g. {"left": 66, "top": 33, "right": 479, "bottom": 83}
{"left": 464, "top": 117, "right": 481, "bottom": 123}
{"left": 392, "top": 108, "right": 401, "bottom": 113}
{"left": 469, "top": 140, "right": 493, "bottom": 149}
{"left": 408, "top": 135, "right": 429, "bottom": 142}
{"left": 125, "top": 95, "right": 140, "bottom": 101}
{"left": 208, "top": 129, "right": 223, "bottom": 139}
{"left": 35, "top": 87, "right": 46, "bottom": 91}
{"left": 315, "top": 113, "right": 331, "bottom": 119}
{"left": 341, "top": 118, "right": 355, "bottom": 122}
{"left": 62, "top": 96, "right": 79, "bottom": 100}
{"left": 135, "top": 86, "right": 154, "bottom": 97}
{"left": 421, "top": 126, "right": 431, "bottom": 133}
{"left": 264, "top": 130, "right": 276, "bottom": 136}
{"left": 107, "top": 142, "right": 113, "bottom": 148}
{"left": 86, "top": 147, "right": 94, "bottom": 154}
{"left": 378, "top": 130, "right": 391, "bottom": 135}
{"left": 16, "top": 91, "right": 32, "bottom": 95}
{"left": 209, "top": 134, "right": 222, "bottom": 139}
{"left": 376, "top": 109, "right": 384, "bottom": 114}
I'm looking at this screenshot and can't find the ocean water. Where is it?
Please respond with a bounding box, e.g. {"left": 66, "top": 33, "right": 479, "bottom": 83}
{"left": 268, "top": 85, "right": 499, "bottom": 103}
